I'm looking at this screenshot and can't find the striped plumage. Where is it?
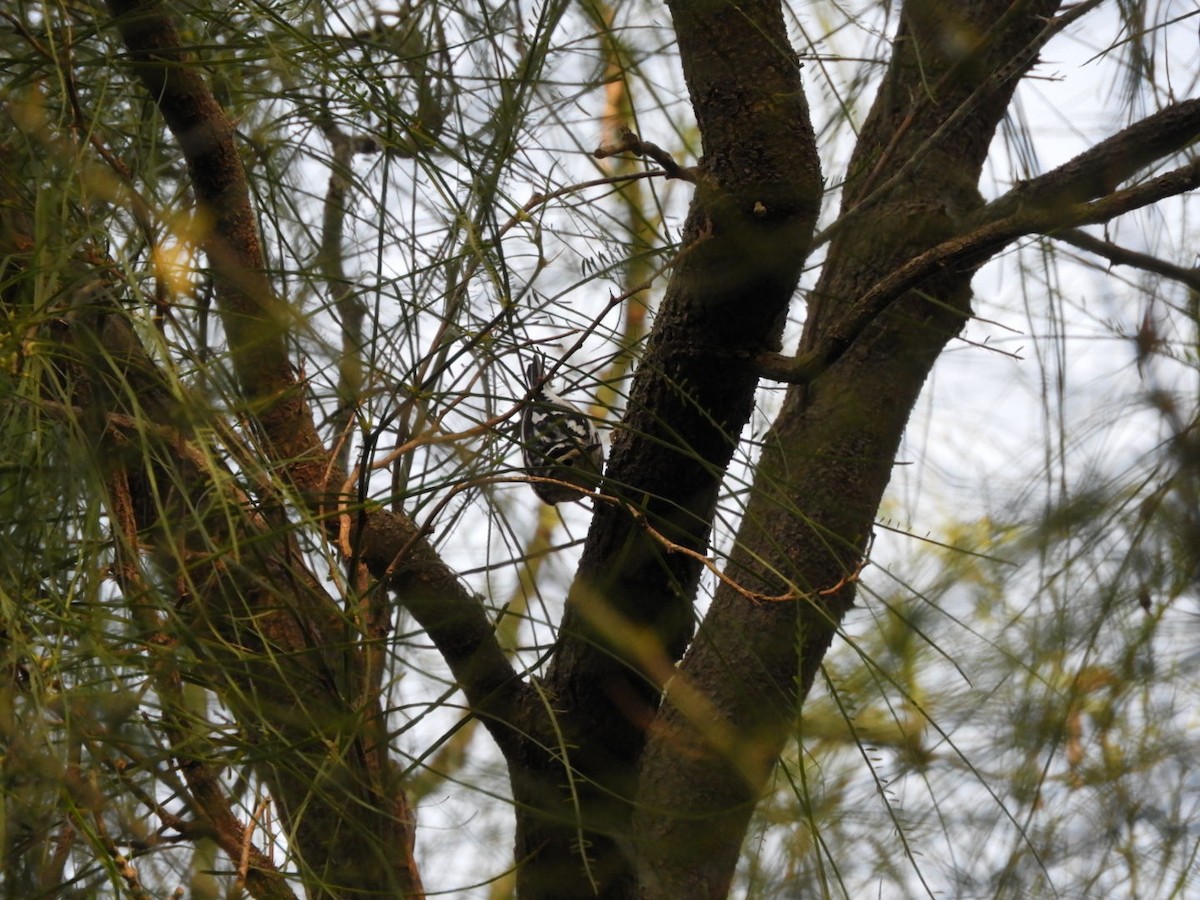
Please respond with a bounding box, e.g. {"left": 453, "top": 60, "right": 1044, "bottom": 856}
{"left": 520, "top": 354, "right": 604, "bottom": 504}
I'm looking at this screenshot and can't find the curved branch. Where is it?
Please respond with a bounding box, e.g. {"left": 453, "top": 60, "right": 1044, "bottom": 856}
{"left": 1054, "top": 228, "right": 1200, "bottom": 292}
{"left": 816, "top": 0, "right": 1106, "bottom": 249}
{"left": 984, "top": 97, "right": 1200, "bottom": 220}
{"left": 104, "top": 0, "right": 528, "bottom": 771}
{"left": 848, "top": 155, "right": 1200, "bottom": 334}
{"left": 774, "top": 155, "right": 1200, "bottom": 385}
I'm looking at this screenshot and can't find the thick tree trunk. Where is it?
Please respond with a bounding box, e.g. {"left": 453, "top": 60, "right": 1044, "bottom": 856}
{"left": 100, "top": 2, "right": 457, "bottom": 894}
{"left": 631, "top": 2, "right": 1063, "bottom": 895}
{"left": 512, "top": 1, "right": 823, "bottom": 895}
{"left": 64, "top": 296, "right": 424, "bottom": 897}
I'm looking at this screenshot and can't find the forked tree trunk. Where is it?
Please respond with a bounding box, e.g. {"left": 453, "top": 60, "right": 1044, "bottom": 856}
{"left": 630, "top": 2, "right": 1063, "bottom": 895}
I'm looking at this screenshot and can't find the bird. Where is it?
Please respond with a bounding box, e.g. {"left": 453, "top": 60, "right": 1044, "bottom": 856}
{"left": 519, "top": 353, "right": 604, "bottom": 504}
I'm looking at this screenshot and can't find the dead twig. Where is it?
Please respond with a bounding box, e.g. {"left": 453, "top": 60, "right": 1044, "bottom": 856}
{"left": 594, "top": 127, "right": 699, "bottom": 184}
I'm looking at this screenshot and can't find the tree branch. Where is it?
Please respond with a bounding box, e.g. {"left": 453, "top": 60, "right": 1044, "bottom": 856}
{"left": 983, "top": 97, "right": 1200, "bottom": 220}
{"left": 104, "top": 0, "right": 527, "bottom": 753}
{"left": 815, "top": 0, "right": 1106, "bottom": 250}
{"left": 594, "top": 127, "right": 699, "bottom": 183}
{"left": 1054, "top": 228, "right": 1200, "bottom": 292}
{"left": 835, "top": 155, "right": 1200, "bottom": 348}
{"left": 765, "top": 146, "right": 1200, "bottom": 388}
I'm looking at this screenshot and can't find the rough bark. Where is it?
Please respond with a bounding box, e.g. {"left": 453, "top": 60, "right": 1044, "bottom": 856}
{"left": 101, "top": 1, "right": 522, "bottom": 894}
{"left": 511, "top": 1, "right": 823, "bottom": 895}
{"left": 632, "top": 2, "right": 1064, "bottom": 896}
{"left": 69, "top": 292, "right": 425, "bottom": 896}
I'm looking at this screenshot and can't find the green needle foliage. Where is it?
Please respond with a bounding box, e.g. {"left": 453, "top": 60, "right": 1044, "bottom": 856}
{"left": 0, "top": 1, "right": 1198, "bottom": 898}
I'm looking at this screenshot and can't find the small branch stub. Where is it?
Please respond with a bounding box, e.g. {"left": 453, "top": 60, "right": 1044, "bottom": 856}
{"left": 594, "top": 127, "right": 698, "bottom": 184}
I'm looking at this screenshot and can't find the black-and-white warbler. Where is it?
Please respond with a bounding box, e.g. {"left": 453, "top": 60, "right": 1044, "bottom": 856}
{"left": 520, "top": 354, "right": 604, "bottom": 504}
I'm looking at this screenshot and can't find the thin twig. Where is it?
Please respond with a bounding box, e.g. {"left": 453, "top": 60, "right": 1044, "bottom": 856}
{"left": 586, "top": 489, "right": 868, "bottom": 605}
{"left": 593, "top": 127, "right": 699, "bottom": 184}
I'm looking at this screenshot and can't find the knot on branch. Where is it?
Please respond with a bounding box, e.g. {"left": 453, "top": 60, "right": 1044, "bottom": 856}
{"left": 594, "top": 127, "right": 698, "bottom": 184}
